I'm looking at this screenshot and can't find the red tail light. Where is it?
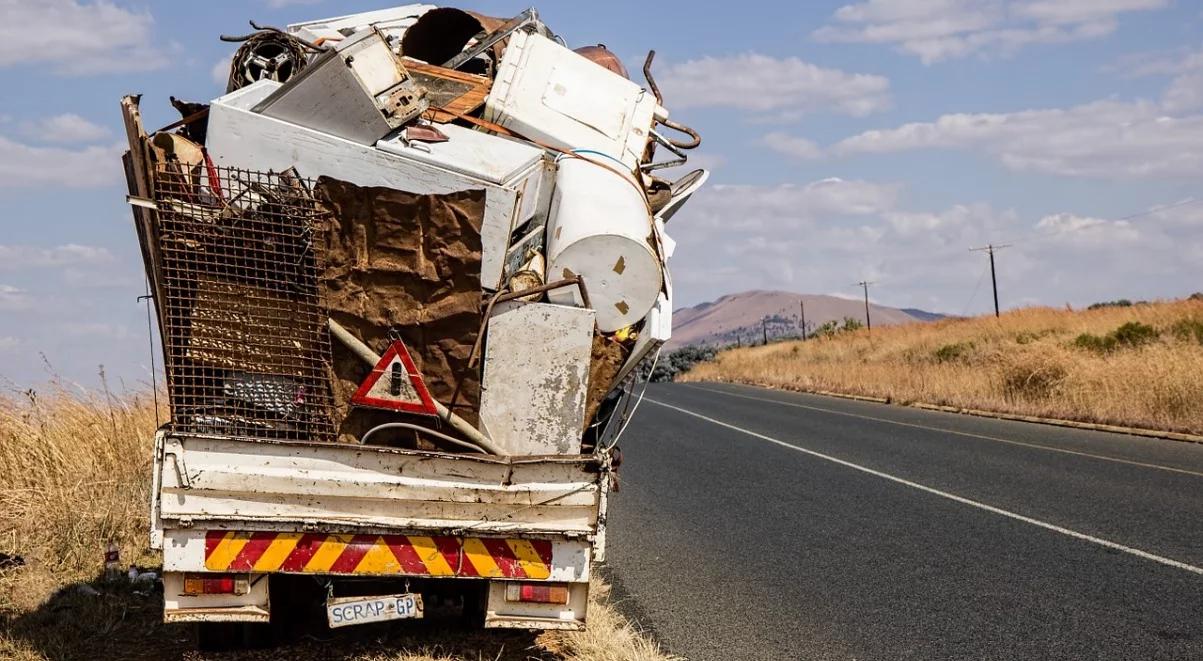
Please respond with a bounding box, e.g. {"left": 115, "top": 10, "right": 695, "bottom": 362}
{"left": 505, "top": 583, "right": 570, "bottom": 605}
{"left": 182, "top": 573, "right": 250, "bottom": 595}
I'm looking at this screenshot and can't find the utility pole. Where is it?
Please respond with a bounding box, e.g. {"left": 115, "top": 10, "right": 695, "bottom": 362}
{"left": 762, "top": 317, "right": 768, "bottom": 345}
{"left": 856, "top": 281, "right": 875, "bottom": 331}
{"left": 970, "top": 244, "right": 1011, "bottom": 317}
{"left": 799, "top": 300, "right": 807, "bottom": 340}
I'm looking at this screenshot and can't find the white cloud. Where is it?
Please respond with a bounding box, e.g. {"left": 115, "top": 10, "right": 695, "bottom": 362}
{"left": 0, "top": 285, "right": 30, "bottom": 311}
{"left": 835, "top": 101, "right": 1203, "bottom": 178}
{"left": 54, "top": 322, "right": 133, "bottom": 340}
{"left": 0, "top": 0, "right": 169, "bottom": 74}
{"left": 688, "top": 178, "right": 901, "bottom": 234}
{"left": 0, "top": 336, "right": 19, "bottom": 351}
{"left": 212, "top": 54, "right": 233, "bottom": 88}
{"left": 1110, "top": 46, "right": 1203, "bottom": 78}
{"left": 0, "top": 136, "right": 122, "bottom": 188}
{"left": 21, "top": 114, "right": 111, "bottom": 143}
{"left": 668, "top": 178, "right": 1201, "bottom": 315}
{"left": 814, "top": 0, "right": 1168, "bottom": 64}
{"left": 0, "top": 244, "right": 116, "bottom": 270}
{"left": 657, "top": 53, "right": 891, "bottom": 117}
{"left": 819, "top": 70, "right": 1203, "bottom": 178}
{"left": 1161, "top": 73, "right": 1203, "bottom": 113}
{"left": 761, "top": 132, "right": 823, "bottom": 159}
{"left": 1035, "top": 212, "right": 1142, "bottom": 245}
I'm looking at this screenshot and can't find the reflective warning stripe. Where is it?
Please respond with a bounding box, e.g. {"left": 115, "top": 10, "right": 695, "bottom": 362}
{"left": 204, "top": 531, "right": 554, "bottom": 579}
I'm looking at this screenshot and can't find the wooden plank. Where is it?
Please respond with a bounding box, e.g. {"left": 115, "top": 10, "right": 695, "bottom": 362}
{"left": 405, "top": 59, "right": 492, "bottom": 124}
{"left": 121, "top": 95, "right": 170, "bottom": 337}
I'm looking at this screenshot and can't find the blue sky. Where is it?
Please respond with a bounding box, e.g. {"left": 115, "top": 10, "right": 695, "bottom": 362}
{"left": 1, "top": 0, "right": 1201, "bottom": 388}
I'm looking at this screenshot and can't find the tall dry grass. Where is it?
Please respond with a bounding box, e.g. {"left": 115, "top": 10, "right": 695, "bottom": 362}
{"left": 683, "top": 298, "right": 1203, "bottom": 435}
{"left": 0, "top": 382, "right": 673, "bottom": 660}
{"left": 0, "top": 379, "right": 162, "bottom": 613}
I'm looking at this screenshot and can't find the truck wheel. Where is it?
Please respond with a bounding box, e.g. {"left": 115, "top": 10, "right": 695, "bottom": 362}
{"left": 196, "top": 622, "right": 272, "bottom": 651}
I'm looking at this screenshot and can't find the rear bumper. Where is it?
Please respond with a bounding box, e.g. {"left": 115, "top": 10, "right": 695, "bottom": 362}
{"left": 165, "top": 528, "right": 591, "bottom": 581}
{"left": 161, "top": 528, "right": 593, "bottom": 628}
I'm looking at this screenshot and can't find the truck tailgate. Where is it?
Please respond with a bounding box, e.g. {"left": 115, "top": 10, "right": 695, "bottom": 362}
{"left": 156, "top": 434, "right": 603, "bottom": 537}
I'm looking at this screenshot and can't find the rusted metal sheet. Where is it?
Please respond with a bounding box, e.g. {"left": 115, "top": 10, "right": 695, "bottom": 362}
{"left": 479, "top": 304, "right": 595, "bottom": 455}
{"left": 405, "top": 58, "right": 492, "bottom": 123}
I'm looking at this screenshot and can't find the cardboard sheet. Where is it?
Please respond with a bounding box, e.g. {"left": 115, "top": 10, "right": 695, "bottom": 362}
{"left": 315, "top": 177, "right": 487, "bottom": 443}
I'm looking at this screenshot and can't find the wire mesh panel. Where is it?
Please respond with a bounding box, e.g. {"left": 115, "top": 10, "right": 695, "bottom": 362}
{"left": 152, "top": 163, "right": 336, "bottom": 442}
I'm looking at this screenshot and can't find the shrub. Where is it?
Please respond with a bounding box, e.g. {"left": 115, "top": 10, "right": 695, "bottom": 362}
{"left": 1073, "top": 321, "right": 1158, "bottom": 354}
{"left": 1015, "top": 330, "right": 1051, "bottom": 345}
{"left": 643, "top": 345, "right": 717, "bottom": 382}
{"left": 1073, "top": 333, "right": 1116, "bottom": 354}
{"left": 1111, "top": 321, "right": 1158, "bottom": 347}
{"left": 1170, "top": 318, "right": 1203, "bottom": 345}
{"left": 933, "top": 342, "right": 974, "bottom": 363}
{"left": 1088, "top": 299, "right": 1133, "bottom": 310}
{"left": 840, "top": 317, "right": 864, "bottom": 332}
{"left": 814, "top": 320, "right": 839, "bottom": 339}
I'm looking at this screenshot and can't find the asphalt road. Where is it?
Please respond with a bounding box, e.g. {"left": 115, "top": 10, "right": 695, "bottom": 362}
{"left": 605, "top": 382, "right": 1203, "bottom": 661}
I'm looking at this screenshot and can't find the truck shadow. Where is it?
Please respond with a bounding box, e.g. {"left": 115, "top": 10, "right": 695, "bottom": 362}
{"left": 3, "top": 574, "right": 551, "bottom": 661}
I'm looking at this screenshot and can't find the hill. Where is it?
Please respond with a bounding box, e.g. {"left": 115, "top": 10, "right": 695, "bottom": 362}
{"left": 668, "top": 289, "right": 939, "bottom": 349}
{"left": 682, "top": 298, "right": 1203, "bottom": 436}
{"left": 900, "top": 307, "right": 948, "bottom": 322}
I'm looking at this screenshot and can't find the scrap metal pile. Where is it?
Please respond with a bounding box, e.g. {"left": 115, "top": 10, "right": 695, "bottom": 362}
{"left": 122, "top": 4, "right": 705, "bottom": 456}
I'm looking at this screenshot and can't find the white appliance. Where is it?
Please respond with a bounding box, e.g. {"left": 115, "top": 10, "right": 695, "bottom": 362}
{"left": 253, "top": 28, "right": 428, "bottom": 146}
{"left": 484, "top": 30, "right": 659, "bottom": 170}
{"left": 286, "top": 5, "right": 436, "bottom": 45}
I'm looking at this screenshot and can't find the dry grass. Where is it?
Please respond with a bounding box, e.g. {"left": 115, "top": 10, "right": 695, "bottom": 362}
{"left": 683, "top": 298, "right": 1203, "bottom": 435}
{"left": 0, "top": 383, "right": 674, "bottom": 661}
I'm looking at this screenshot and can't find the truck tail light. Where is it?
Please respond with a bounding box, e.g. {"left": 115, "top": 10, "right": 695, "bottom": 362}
{"left": 182, "top": 573, "right": 250, "bottom": 596}
{"left": 505, "top": 583, "right": 570, "bottom": 605}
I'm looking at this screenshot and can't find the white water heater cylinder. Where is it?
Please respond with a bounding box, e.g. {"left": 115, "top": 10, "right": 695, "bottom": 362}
{"left": 546, "top": 158, "right": 663, "bottom": 332}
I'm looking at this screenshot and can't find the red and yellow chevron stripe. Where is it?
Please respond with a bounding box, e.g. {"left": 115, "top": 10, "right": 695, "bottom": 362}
{"left": 204, "top": 531, "right": 553, "bottom": 579}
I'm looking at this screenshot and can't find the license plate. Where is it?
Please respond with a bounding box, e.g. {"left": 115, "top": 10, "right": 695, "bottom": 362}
{"left": 326, "top": 593, "right": 424, "bottom": 628}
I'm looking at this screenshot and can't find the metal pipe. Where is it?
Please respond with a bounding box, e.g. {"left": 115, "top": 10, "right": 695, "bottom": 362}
{"left": 359, "top": 422, "right": 487, "bottom": 453}
{"left": 496, "top": 276, "right": 591, "bottom": 308}
{"left": 641, "top": 51, "right": 702, "bottom": 151}
{"left": 643, "top": 50, "right": 663, "bottom": 105}
{"left": 327, "top": 318, "right": 506, "bottom": 455}
{"left": 659, "top": 118, "right": 702, "bottom": 150}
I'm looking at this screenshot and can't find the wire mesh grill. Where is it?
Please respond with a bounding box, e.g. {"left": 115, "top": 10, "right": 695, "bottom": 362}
{"left": 152, "top": 163, "right": 335, "bottom": 442}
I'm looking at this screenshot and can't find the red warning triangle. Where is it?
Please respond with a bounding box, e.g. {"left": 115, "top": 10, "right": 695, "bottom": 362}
{"left": 351, "top": 340, "right": 438, "bottom": 416}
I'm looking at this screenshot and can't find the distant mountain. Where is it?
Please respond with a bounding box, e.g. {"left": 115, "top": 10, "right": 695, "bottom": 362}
{"left": 668, "top": 290, "right": 942, "bottom": 349}
{"left": 899, "top": 308, "right": 948, "bottom": 322}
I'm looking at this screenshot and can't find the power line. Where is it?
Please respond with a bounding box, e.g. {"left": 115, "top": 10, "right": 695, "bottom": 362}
{"left": 1004, "top": 197, "right": 1203, "bottom": 247}
{"left": 961, "top": 260, "right": 990, "bottom": 317}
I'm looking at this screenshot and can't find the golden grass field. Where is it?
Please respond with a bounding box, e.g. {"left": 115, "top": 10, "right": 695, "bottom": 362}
{"left": 683, "top": 298, "right": 1203, "bottom": 435}
{"left": 0, "top": 384, "right": 674, "bottom": 661}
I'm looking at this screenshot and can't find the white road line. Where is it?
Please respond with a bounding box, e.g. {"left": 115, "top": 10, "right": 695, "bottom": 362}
{"left": 685, "top": 384, "right": 1203, "bottom": 479}
{"left": 646, "top": 397, "right": 1203, "bottom": 577}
